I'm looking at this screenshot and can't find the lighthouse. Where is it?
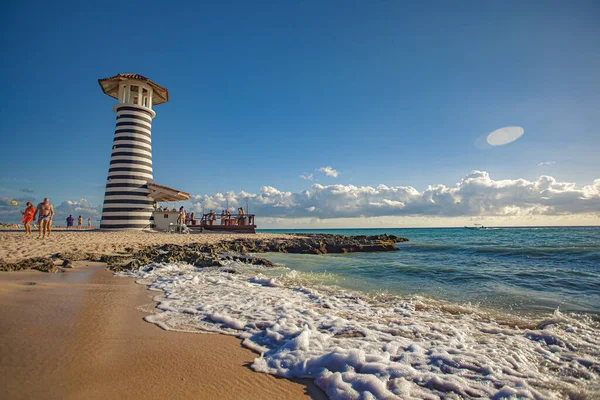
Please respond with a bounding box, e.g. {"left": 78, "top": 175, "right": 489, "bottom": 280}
{"left": 98, "top": 73, "right": 188, "bottom": 230}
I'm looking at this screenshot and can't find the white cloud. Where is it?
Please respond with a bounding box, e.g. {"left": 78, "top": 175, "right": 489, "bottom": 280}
{"left": 538, "top": 161, "right": 556, "bottom": 167}
{"left": 318, "top": 166, "right": 339, "bottom": 178}
{"left": 191, "top": 171, "right": 600, "bottom": 220}
{"left": 300, "top": 173, "right": 313, "bottom": 181}
{"left": 54, "top": 199, "right": 101, "bottom": 221}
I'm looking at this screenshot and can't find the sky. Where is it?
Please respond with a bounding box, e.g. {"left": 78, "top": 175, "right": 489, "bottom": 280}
{"left": 0, "top": 0, "right": 599, "bottom": 228}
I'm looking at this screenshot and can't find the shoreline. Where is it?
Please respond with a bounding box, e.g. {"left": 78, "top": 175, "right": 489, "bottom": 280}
{"left": 0, "top": 230, "right": 295, "bottom": 263}
{"left": 0, "top": 261, "right": 326, "bottom": 399}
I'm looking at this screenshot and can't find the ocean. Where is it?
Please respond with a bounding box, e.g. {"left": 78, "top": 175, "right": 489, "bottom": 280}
{"left": 124, "top": 226, "right": 600, "bottom": 399}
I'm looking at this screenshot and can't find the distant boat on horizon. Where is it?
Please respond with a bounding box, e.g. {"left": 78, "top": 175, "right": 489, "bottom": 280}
{"left": 464, "top": 223, "right": 486, "bottom": 230}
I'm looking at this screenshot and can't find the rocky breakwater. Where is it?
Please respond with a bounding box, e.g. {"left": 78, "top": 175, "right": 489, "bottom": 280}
{"left": 212, "top": 233, "right": 409, "bottom": 255}
{"left": 0, "top": 234, "right": 408, "bottom": 272}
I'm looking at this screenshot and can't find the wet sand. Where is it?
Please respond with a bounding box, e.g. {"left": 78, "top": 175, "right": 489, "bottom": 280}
{"left": 0, "top": 262, "right": 326, "bottom": 400}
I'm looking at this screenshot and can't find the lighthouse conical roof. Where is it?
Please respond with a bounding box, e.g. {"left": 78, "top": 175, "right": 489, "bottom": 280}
{"left": 98, "top": 73, "right": 169, "bottom": 105}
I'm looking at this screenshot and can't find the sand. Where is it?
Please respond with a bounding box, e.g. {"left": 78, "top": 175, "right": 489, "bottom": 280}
{"left": 0, "top": 263, "right": 325, "bottom": 399}
{"left": 0, "top": 229, "right": 293, "bottom": 263}
{"left": 0, "top": 231, "right": 326, "bottom": 399}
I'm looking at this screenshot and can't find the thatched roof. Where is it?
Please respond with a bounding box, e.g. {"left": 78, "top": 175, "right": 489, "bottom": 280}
{"left": 98, "top": 73, "right": 169, "bottom": 105}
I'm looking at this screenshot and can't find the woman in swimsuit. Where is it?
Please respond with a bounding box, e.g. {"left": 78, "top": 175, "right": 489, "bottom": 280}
{"left": 21, "top": 202, "right": 35, "bottom": 236}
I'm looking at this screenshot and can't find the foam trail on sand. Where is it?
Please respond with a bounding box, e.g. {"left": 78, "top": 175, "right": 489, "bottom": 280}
{"left": 124, "top": 262, "right": 600, "bottom": 399}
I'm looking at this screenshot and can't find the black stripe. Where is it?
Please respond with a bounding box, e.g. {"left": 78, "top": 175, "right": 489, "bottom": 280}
{"left": 111, "top": 143, "right": 152, "bottom": 152}
{"left": 110, "top": 151, "right": 152, "bottom": 160}
{"left": 109, "top": 159, "right": 153, "bottom": 168}
{"left": 103, "top": 191, "right": 149, "bottom": 197}
{"left": 115, "top": 106, "right": 154, "bottom": 117}
{"left": 115, "top": 121, "right": 152, "bottom": 129}
{"left": 101, "top": 215, "right": 151, "bottom": 221}
{"left": 114, "top": 128, "right": 151, "bottom": 138}
{"left": 102, "top": 207, "right": 153, "bottom": 213}
{"left": 103, "top": 199, "right": 154, "bottom": 205}
{"left": 106, "top": 174, "right": 150, "bottom": 181}
{"left": 116, "top": 113, "right": 152, "bottom": 124}
{"left": 100, "top": 224, "right": 151, "bottom": 229}
{"left": 113, "top": 136, "right": 152, "bottom": 146}
{"left": 105, "top": 182, "right": 148, "bottom": 189}
{"left": 108, "top": 166, "right": 153, "bottom": 174}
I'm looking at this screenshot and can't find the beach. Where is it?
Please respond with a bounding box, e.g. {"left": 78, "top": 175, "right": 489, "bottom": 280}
{"left": 0, "top": 263, "right": 325, "bottom": 399}
{"left": 0, "top": 229, "right": 293, "bottom": 263}
{"left": 0, "top": 230, "right": 324, "bottom": 399}
{"left": 1, "top": 228, "right": 599, "bottom": 399}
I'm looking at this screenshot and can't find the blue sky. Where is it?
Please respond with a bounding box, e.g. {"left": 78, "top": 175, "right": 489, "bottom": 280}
{"left": 0, "top": 0, "right": 599, "bottom": 227}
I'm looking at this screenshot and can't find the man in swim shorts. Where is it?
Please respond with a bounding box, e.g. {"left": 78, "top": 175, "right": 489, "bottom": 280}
{"left": 34, "top": 198, "right": 54, "bottom": 239}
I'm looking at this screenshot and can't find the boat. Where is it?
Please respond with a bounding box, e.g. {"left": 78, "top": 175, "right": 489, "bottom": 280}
{"left": 464, "top": 223, "right": 486, "bottom": 230}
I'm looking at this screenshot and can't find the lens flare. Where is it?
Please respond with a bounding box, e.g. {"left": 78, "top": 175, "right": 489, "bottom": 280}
{"left": 486, "top": 126, "right": 524, "bottom": 146}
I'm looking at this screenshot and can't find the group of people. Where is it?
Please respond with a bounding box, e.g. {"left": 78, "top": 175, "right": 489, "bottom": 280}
{"left": 154, "top": 205, "right": 197, "bottom": 226}
{"left": 176, "top": 206, "right": 196, "bottom": 226}
{"left": 66, "top": 215, "right": 91, "bottom": 230}
{"left": 20, "top": 198, "right": 54, "bottom": 238}
{"left": 205, "top": 207, "right": 245, "bottom": 226}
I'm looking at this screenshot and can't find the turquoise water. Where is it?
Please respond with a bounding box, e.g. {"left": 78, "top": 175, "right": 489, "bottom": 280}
{"left": 258, "top": 227, "right": 600, "bottom": 316}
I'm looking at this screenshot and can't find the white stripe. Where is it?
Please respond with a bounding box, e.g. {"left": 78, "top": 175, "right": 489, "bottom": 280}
{"left": 102, "top": 203, "right": 154, "bottom": 209}
{"left": 101, "top": 219, "right": 152, "bottom": 225}
{"left": 116, "top": 117, "right": 152, "bottom": 128}
{"left": 105, "top": 186, "right": 149, "bottom": 193}
{"left": 111, "top": 140, "right": 152, "bottom": 150}
{"left": 111, "top": 147, "right": 152, "bottom": 157}
{"left": 116, "top": 107, "right": 153, "bottom": 118}
{"left": 115, "top": 122, "right": 151, "bottom": 134}
{"left": 106, "top": 178, "right": 149, "bottom": 185}
{"left": 110, "top": 155, "right": 153, "bottom": 164}
{"left": 103, "top": 195, "right": 152, "bottom": 201}
{"left": 114, "top": 132, "right": 152, "bottom": 143}
{"left": 102, "top": 211, "right": 153, "bottom": 217}
{"left": 108, "top": 170, "right": 153, "bottom": 179}
{"left": 116, "top": 108, "right": 154, "bottom": 119}
{"left": 108, "top": 162, "right": 153, "bottom": 172}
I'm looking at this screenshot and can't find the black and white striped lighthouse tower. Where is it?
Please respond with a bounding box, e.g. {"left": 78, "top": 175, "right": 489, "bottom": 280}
{"left": 98, "top": 74, "right": 169, "bottom": 229}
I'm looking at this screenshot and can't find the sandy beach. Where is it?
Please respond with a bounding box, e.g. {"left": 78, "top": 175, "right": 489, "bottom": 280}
{"left": 0, "top": 230, "right": 325, "bottom": 399}
{"left": 0, "top": 229, "right": 293, "bottom": 263}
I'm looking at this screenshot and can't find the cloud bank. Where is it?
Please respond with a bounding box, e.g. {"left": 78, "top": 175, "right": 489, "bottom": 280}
{"left": 192, "top": 171, "right": 600, "bottom": 219}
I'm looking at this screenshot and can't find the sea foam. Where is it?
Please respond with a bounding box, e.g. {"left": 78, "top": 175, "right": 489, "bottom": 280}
{"left": 123, "top": 261, "right": 600, "bottom": 399}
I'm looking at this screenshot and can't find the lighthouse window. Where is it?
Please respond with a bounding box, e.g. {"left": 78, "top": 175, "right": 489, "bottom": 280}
{"left": 130, "top": 85, "right": 139, "bottom": 92}
{"left": 142, "top": 88, "right": 149, "bottom": 107}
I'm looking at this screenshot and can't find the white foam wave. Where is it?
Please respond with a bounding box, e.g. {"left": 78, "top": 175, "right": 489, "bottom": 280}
{"left": 123, "top": 262, "right": 600, "bottom": 399}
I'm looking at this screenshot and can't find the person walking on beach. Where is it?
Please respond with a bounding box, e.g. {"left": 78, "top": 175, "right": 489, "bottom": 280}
{"left": 66, "top": 215, "right": 74, "bottom": 230}
{"left": 21, "top": 202, "right": 35, "bottom": 236}
{"left": 77, "top": 215, "right": 83, "bottom": 230}
{"left": 87, "top": 217, "right": 91, "bottom": 228}
{"left": 33, "top": 198, "right": 54, "bottom": 239}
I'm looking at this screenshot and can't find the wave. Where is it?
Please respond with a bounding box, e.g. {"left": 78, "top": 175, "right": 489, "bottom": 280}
{"left": 123, "top": 262, "right": 600, "bottom": 399}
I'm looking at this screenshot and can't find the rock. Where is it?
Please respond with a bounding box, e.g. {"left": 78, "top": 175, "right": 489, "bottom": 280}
{"left": 1, "top": 233, "right": 409, "bottom": 274}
